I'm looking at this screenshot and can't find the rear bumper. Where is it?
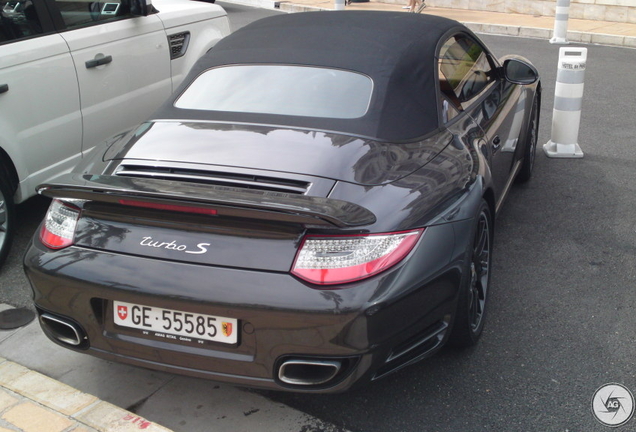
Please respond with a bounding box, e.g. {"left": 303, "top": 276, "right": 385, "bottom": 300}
{"left": 24, "top": 222, "right": 467, "bottom": 393}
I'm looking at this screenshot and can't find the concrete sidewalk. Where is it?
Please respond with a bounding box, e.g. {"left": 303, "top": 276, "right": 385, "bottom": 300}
{"left": 0, "top": 357, "right": 169, "bottom": 432}
{"left": 260, "top": 0, "right": 636, "bottom": 47}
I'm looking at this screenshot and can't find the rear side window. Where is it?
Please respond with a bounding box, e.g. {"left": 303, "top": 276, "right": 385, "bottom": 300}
{"left": 175, "top": 65, "right": 374, "bottom": 119}
{"left": 438, "top": 35, "right": 494, "bottom": 107}
{"left": 52, "top": 0, "right": 132, "bottom": 29}
{"left": 0, "top": 0, "right": 43, "bottom": 43}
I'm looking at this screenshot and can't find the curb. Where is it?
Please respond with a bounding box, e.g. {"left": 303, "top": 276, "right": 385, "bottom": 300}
{"left": 463, "top": 22, "right": 636, "bottom": 48}
{"left": 228, "top": 0, "right": 636, "bottom": 48}
{"left": 0, "top": 357, "right": 171, "bottom": 432}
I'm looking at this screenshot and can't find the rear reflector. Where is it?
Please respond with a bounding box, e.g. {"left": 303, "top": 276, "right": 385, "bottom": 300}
{"left": 291, "top": 229, "right": 424, "bottom": 286}
{"left": 118, "top": 199, "right": 218, "bottom": 216}
{"left": 40, "top": 200, "right": 80, "bottom": 249}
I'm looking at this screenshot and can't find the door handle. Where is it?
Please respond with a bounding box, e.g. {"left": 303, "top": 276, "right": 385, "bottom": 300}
{"left": 85, "top": 55, "right": 113, "bottom": 69}
{"left": 0, "top": 84, "right": 8, "bottom": 94}
{"left": 492, "top": 135, "right": 501, "bottom": 151}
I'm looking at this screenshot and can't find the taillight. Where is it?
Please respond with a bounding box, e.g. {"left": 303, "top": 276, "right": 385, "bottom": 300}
{"left": 40, "top": 199, "right": 80, "bottom": 249}
{"left": 291, "top": 229, "right": 424, "bottom": 286}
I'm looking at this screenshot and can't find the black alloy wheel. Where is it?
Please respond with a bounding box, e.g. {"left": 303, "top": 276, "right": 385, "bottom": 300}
{"left": 0, "top": 170, "right": 15, "bottom": 268}
{"left": 515, "top": 94, "right": 539, "bottom": 183}
{"left": 468, "top": 208, "right": 490, "bottom": 332}
{"left": 448, "top": 199, "right": 492, "bottom": 347}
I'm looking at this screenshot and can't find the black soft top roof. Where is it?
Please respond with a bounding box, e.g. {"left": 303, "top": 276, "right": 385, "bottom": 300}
{"left": 156, "top": 11, "right": 469, "bottom": 141}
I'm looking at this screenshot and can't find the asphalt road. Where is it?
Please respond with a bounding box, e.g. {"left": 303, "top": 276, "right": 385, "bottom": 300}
{"left": 2, "top": 6, "right": 636, "bottom": 432}
{"left": 260, "top": 35, "right": 636, "bottom": 432}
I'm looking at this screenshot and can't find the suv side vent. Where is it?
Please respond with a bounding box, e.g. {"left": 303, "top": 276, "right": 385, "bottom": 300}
{"left": 115, "top": 165, "right": 311, "bottom": 195}
{"left": 168, "top": 32, "right": 190, "bottom": 60}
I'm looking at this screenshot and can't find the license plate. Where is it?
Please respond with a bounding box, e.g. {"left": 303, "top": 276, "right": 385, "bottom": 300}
{"left": 113, "top": 301, "right": 238, "bottom": 345}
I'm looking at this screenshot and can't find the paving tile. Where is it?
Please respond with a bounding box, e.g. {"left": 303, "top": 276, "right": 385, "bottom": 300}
{"left": 0, "top": 389, "right": 19, "bottom": 412}
{"left": 1, "top": 402, "right": 74, "bottom": 432}
{"left": 70, "top": 425, "right": 101, "bottom": 432}
{"left": 6, "top": 371, "right": 97, "bottom": 416}
{"left": 0, "top": 362, "right": 30, "bottom": 386}
{"left": 602, "top": 22, "right": 636, "bottom": 35}
{"left": 75, "top": 401, "right": 173, "bottom": 432}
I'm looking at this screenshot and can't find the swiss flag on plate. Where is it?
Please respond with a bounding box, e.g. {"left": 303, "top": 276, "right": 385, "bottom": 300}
{"left": 117, "top": 305, "right": 128, "bottom": 320}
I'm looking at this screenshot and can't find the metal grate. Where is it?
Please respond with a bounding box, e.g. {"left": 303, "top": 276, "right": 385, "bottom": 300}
{"left": 168, "top": 32, "right": 190, "bottom": 60}
{"left": 115, "top": 164, "right": 311, "bottom": 195}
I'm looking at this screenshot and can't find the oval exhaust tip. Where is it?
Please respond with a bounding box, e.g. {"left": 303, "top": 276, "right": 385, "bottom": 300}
{"left": 40, "top": 314, "right": 85, "bottom": 346}
{"left": 278, "top": 359, "right": 341, "bottom": 386}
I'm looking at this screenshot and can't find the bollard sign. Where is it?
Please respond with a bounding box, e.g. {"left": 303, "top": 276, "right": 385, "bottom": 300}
{"left": 543, "top": 47, "right": 587, "bottom": 158}
{"left": 561, "top": 61, "right": 585, "bottom": 70}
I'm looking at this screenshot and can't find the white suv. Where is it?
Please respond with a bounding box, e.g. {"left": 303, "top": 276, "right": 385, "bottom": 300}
{"left": 0, "top": 0, "right": 230, "bottom": 266}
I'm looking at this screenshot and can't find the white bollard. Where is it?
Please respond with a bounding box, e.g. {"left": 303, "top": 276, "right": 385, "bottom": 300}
{"left": 550, "top": 0, "right": 570, "bottom": 44}
{"left": 543, "top": 47, "right": 587, "bottom": 158}
{"left": 334, "top": 0, "right": 345, "bottom": 10}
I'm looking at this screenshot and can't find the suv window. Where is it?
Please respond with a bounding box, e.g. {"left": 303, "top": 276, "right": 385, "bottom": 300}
{"left": 52, "top": 0, "right": 131, "bottom": 29}
{"left": 438, "top": 34, "right": 494, "bottom": 111}
{"left": 1, "top": 0, "right": 43, "bottom": 42}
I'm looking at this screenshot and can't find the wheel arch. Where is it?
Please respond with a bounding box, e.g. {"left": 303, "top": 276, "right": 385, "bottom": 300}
{"left": 535, "top": 81, "right": 542, "bottom": 130}
{"left": 482, "top": 186, "right": 496, "bottom": 227}
{"left": 0, "top": 146, "right": 19, "bottom": 196}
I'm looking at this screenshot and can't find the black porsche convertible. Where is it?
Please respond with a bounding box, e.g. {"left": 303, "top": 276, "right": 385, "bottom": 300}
{"left": 24, "top": 11, "right": 540, "bottom": 393}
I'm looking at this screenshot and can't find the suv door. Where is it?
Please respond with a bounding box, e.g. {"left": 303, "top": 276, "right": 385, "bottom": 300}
{"left": 0, "top": 0, "right": 83, "bottom": 201}
{"left": 48, "top": 0, "right": 172, "bottom": 154}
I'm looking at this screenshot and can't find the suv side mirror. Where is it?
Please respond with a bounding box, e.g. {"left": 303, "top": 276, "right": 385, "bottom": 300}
{"left": 131, "top": 0, "right": 153, "bottom": 16}
{"left": 503, "top": 58, "right": 539, "bottom": 85}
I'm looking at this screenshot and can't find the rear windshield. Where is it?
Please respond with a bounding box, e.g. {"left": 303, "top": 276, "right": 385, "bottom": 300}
{"left": 174, "top": 65, "right": 373, "bottom": 119}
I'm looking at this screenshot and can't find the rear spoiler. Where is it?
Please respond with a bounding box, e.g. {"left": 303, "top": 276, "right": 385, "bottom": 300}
{"left": 38, "top": 174, "right": 376, "bottom": 228}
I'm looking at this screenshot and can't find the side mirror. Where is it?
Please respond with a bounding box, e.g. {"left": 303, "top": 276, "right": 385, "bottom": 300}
{"left": 502, "top": 58, "right": 539, "bottom": 85}
{"left": 131, "top": 0, "right": 153, "bottom": 16}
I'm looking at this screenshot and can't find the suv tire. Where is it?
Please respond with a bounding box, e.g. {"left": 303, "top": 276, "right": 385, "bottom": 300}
{"left": 0, "top": 168, "right": 15, "bottom": 268}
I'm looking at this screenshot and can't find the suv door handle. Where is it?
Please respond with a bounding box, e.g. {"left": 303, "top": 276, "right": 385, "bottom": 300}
{"left": 85, "top": 55, "right": 113, "bottom": 69}
{"left": 0, "top": 84, "right": 8, "bottom": 94}
{"left": 492, "top": 135, "right": 501, "bottom": 151}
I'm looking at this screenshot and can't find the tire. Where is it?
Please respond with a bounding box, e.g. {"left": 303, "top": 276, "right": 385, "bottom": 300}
{"left": 448, "top": 199, "right": 493, "bottom": 348}
{"left": 515, "top": 93, "right": 539, "bottom": 184}
{"left": 0, "top": 169, "right": 15, "bottom": 268}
